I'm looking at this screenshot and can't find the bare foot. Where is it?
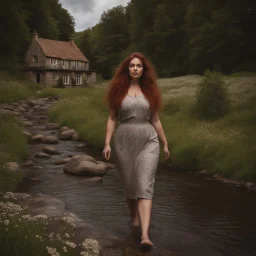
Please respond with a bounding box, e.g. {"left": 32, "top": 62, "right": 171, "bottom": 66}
{"left": 140, "top": 237, "right": 153, "bottom": 247}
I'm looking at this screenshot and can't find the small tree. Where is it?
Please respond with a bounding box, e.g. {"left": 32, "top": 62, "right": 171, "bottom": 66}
{"left": 194, "top": 70, "right": 230, "bottom": 120}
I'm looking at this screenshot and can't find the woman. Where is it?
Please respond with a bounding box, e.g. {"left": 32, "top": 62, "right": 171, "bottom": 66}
{"left": 102, "top": 52, "right": 170, "bottom": 247}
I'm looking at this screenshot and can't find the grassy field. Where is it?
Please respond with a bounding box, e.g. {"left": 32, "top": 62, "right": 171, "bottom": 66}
{"left": 39, "top": 73, "right": 256, "bottom": 181}
{"left": 0, "top": 71, "right": 41, "bottom": 192}
{"left": 0, "top": 71, "right": 40, "bottom": 104}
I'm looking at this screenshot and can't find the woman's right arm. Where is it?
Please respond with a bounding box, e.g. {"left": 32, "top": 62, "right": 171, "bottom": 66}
{"left": 102, "top": 108, "right": 117, "bottom": 160}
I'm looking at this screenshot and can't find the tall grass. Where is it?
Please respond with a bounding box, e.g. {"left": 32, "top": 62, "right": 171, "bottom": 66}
{"left": 0, "top": 114, "right": 28, "bottom": 192}
{"left": 0, "top": 71, "right": 40, "bottom": 103}
{"left": 44, "top": 74, "right": 256, "bottom": 181}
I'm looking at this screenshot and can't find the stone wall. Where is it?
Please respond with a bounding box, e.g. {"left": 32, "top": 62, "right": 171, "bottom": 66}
{"left": 87, "top": 72, "right": 97, "bottom": 84}
{"left": 25, "top": 39, "right": 45, "bottom": 68}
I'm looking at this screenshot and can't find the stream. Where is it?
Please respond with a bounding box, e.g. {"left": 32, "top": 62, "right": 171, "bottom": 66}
{"left": 17, "top": 98, "right": 256, "bottom": 256}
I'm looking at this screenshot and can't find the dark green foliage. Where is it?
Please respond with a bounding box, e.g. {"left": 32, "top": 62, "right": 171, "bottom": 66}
{"left": 92, "top": 6, "right": 130, "bottom": 79}
{"left": 0, "top": 0, "right": 75, "bottom": 71}
{"left": 76, "top": 0, "right": 256, "bottom": 78}
{"left": 56, "top": 77, "right": 65, "bottom": 88}
{"left": 195, "top": 70, "right": 230, "bottom": 120}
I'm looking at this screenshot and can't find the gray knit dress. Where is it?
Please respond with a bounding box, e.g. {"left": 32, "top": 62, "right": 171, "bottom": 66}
{"left": 113, "top": 94, "right": 160, "bottom": 199}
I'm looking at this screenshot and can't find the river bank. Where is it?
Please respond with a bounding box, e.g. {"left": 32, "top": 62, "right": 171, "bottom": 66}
{"left": 1, "top": 95, "right": 256, "bottom": 255}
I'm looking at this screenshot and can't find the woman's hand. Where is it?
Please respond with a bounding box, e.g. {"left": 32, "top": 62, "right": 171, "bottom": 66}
{"left": 163, "top": 144, "right": 170, "bottom": 160}
{"left": 102, "top": 144, "right": 111, "bottom": 160}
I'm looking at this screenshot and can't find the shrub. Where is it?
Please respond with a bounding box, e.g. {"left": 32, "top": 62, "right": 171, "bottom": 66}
{"left": 56, "top": 77, "right": 65, "bottom": 88}
{"left": 194, "top": 70, "right": 230, "bottom": 120}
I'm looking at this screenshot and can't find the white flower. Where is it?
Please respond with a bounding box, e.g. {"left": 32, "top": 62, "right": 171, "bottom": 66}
{"left": 49, "top": 232, "right": 54, "bottom": 239}
{"left": 81, "top": 239, "right": 99, "bottom": 255}
{"left": 4, "top": 220, "right": 9, "bottom": 225}
{"left": 46, "top": 246, "right": 60, "bottom": 256}
{"left": 63, "top": 246, "right": 67, "bottom": 252}
{"left": 3, "top": 192, "right": 16, "bottom": 200}
{"left": 31, "top": 214, "right": 48, "bottom": 220}
{"left": 22, "top": 214, "right": 31, "bottom": 220}
{"left": 65, "top": 233, "right": 70, "bottom": 238}
{"left": 65, "top": 241, "right": 77, "bottom": 248}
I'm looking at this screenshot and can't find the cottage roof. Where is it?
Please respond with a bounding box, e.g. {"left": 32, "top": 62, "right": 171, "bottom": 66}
{"left": 37, "top": 38, "right": 88, "bottom": 62}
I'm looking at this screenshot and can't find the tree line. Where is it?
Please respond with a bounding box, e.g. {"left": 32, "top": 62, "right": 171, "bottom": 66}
{"left": 0, "top": 0, "right": 75, "bottom": 70}
{"left": 75, "top": 0, "right": 256, "bottom": 79}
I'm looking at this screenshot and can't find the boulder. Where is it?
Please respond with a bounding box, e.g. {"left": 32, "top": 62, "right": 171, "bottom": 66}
{"left": 4, "top": 162, "right": 20, "bottom": 172}
{"left": 96, "top": 161, "right": 116, "bottom": 170}
{"left": 60, "top": 126, "right": 69, "bottom": 132}
{"left": 45, "top": 123, "right": 59, "bottom": 130}
{"left": 35, "top": 152, "right": 51, "bottom": 159}
{"left": 72, "top": 133, "right": 80, "bottom": 141}
{"left": 22, "top": 121, "right": 33, "bottom": 127}
{"left": 54, "top": 158, "right": 71, "bottom": 165}
{"left": 60, "top": 129, "right": 76, "bottom": 140}
{"left": 245, "top": 182, "right": 255, "bottom": 192}
{"left": 22, "top": 160, "right": 34, "bottom": 167}
{"left": 63, "top": 155, "right": 107, "bottom": 176}
{"left": 27, "top": 100, "right": 36, "bottom": 106}
{"left": 42, "top": 135, "right": 59, "bottom": 144}
{"left": 42, "top": 146, "right": 59, "bottom": 155}
{"left": 31, "top": 134, "right": 44, "bottom": 143}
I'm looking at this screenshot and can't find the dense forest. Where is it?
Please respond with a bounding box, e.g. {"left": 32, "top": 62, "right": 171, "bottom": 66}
{"left": 0, "top": 0, "right": 255, "bottom": 78}
{"left": 75, "top": 0, "right": 256, "bottom": 78}
{"left": 0, "top": 0, "right": 75, "bottom": 70}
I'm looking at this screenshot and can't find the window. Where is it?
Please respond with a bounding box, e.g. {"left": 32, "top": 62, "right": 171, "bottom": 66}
{"left": 76, "top": 75, "right": 82, "bottom": 85}
{"left": 33, "top": 55, "right": 38, "bottom": 63}
{"left": 53, "top": 72, "right": 59, "bottom": 80}
{"left": 62, "top": 60, "right": 67, "bottom": 66}
{"left": 63, "top": 75, "right": 70, "bottom": 84}
{"left": 51, "top": 58, "right": 58, "bottom": 65}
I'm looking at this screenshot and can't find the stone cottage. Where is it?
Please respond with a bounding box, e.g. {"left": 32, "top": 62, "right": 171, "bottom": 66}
{"left": 24, "top": 31, "right": 96, "bottom": 87}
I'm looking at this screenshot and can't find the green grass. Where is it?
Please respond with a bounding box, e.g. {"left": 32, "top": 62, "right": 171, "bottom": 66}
{"left": 0, "top": 71, "right": 40, "bottom": 103}
{"left": 0, "top": 113, "right": 29, "bottom": 192}
{"left": 42, "top": 74, "right": 256, "bottom": 181}
{"left": 0, "top": 193, "right": 80, "bottom": 256}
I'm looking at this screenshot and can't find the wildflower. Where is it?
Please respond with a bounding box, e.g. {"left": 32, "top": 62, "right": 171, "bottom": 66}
{"left": 22, "top": 214, "right": 31, "bottom": 220}
{"left": 65, "top": 241, "right": 77, "bottom": 248}
{"left": 61, "top": 213, "right": 76, "bottom": 227}
{"left": 4, "top": 220, "right": 9, "bottom": 225}
{"left": 49, "top": 232, "right": 54, "bottom": 239}
{"left": 46, "top": 246, "right": 60, "bottom": 256}
{"left": 63, "top": 246, "right": 67, "bottom": 252}
{"left": 3, "top": 192, "right": 16, "bottom": 200}
{"left": 31, "top": 214, "right": 48, "bottom": 220}
{"left": 81, "top": 239, "right": 99, "bottom": 255}
{"left": 65, "top": 233, "right": 70, "bottom": 238}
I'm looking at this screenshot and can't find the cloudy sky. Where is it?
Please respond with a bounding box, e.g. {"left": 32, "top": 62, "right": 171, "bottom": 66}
{"left": 59, "top": 0, "right": 130, "bottom": 31}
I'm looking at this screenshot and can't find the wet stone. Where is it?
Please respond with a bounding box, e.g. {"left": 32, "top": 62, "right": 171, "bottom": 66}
{"left": 35, "top": 152, "right": 51, "bottom": 159}
{"left": 42, "top": 146, "right": 59, "bottom": 155}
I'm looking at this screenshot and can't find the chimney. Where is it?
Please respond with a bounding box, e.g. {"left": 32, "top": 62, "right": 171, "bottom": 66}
{"left": 69, "top": 35, "right": 74, "bottom": 44}
{"left": 33, "top": 30, "right": 38, "bottom": 41}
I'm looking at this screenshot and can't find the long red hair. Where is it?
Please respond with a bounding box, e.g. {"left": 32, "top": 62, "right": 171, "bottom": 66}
{"left": 106, "top": 52, "right": 162, "bottom": 112}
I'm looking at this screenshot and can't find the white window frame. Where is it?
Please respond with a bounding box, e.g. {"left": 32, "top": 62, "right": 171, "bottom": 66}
{"left": 76, "top": 75, "right": 82, "bottom": 85}
{"left": 62, "top": 60, "right": 68, "bottom": 66}
{"left": 51, "top": 58, "right": 58, "bottom": 65}
{"left": 63, "top": 75, "right": 70, "bottom": 85}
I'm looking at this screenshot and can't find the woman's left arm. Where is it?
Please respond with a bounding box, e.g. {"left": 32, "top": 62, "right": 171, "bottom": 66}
{"left": 150, "top": 111, "right": 170, "bottom": 160}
